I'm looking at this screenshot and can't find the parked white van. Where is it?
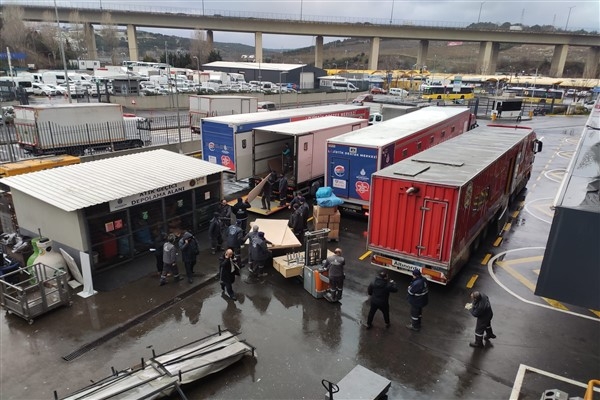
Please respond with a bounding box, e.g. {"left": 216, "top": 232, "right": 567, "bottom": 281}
{"left": 331, "top": 81, "right": 358, "bottom": 92}
{"left": 42, "top": 71, "right": 71, "bottom": 85}
{"left": 389, "top": 88, "right": 409, "bottom": 97}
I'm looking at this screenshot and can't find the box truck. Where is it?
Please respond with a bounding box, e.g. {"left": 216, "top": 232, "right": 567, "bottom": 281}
{"left": 201, "top": 104, "right": 370, "bottom": 179}
{"left": 14, "top": 103, "right": 151, "bottom": 156}
{"left": 249, "top": 116, "right": 369, "bottom": 196}
{"left": 189, "top": 95, "right": 258, "bottom": 134}
{"left": 326, "top": 107, "right": 476, "bottom": 214}
{"left": 368, "top": 125, "right": 543, "bottom": 284}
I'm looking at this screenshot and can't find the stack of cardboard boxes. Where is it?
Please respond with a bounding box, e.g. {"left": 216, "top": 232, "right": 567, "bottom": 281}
{"left": 313, "top": 205, "right": 341, "bottom": 241}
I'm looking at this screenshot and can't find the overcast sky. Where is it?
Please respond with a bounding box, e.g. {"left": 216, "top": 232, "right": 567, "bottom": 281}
{"left": 11, "top": 0, "right": 600, "bottom": 49}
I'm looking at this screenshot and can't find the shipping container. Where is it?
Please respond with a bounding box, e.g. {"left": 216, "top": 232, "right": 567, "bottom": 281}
{"left": 201, "top": 104, "right": 370, "bottom": 179}
{"left": 368, "top": 125, "right": 542, "bottom": 284}
{"left": 250, "top": 116, "right": 369, "bottom": 197}
{"left": 326, "top": 107, "right": 476, "bottom": 214}
{"left": 189, "top": 95, "right": 258, "bottom": 133}
{"left": 14, "top": 103, "right": 150, "bottom": 156}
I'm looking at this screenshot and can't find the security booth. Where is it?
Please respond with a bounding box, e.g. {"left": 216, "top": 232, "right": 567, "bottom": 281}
{"left": 0, "top": 149, "right": 228, "bottom": 274}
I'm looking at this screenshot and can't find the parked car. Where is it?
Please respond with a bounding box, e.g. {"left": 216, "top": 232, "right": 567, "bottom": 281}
{"left": 370, "top": 87, "right": 387, "bottom": 95}
{"left": 31, "top": 83, "right": 57, "bottom": 96}
{"left": 352, "top": 94, "right": 374, "bottom": 104}
{"left": 583, "top": 100, "right": 595, "bottom": 112}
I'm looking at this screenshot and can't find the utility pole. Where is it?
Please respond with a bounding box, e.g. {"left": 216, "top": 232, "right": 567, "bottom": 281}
{"left": 54, "top": 0, "right": 72, "bottom": 103}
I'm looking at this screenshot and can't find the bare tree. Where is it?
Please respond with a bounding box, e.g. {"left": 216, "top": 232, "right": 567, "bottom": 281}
{"left": 0, "top": 5, "right": 28, "bottom": 49}
{"left": 69, "top": 10, "right": 87, "bottom": 57}
{"left": 190, "top": 28, "right": 211, "bottom": 66}
{"left": 100, "top": 12, "right": 119, "bottom": 65}
{"left": 37, "top": 10, "right": 61, "bottom": 64}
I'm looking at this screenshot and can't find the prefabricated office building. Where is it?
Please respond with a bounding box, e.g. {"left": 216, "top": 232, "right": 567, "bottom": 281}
{"left": 0, "top": 149, "right": 228, "bottom": 275}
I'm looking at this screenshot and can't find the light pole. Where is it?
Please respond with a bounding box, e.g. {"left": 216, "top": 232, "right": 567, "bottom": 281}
{"left": 565, "top": 6, "right": 575, "bottom": 30}
{"left": 279, "top": 71, "right": 287, "bottom": 109}
{"left": 300, "top": 0, "right": 303, "bottom": 21}
{"left": 192, "top": 56, "right": 200, "bottom": 84}
{"left": 390, "top": 0, "right": 395, "bottom": 24}
{"left": 53, "top": 0, "right": 71, "bottom": 103}
{"left": 477, "top": 2, "right": 486, "bottom": 23}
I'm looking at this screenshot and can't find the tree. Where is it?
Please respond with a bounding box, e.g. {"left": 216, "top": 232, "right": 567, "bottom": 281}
{"left": 189, "top": 28, "right": 211, "bottom": 67}
{"left": 0, "top": 6, "right": 28, "bottom": 49}
{"left": 38, "top": 11, "right": 60, "bottom": 64}
{"left": 207, "top": 49, "right": 222, "bottom": 63}
{"left": 100, "top": 12, "right": 120, "bottom": 65}
{"left": 69, "top": 10, "right": 88, "bottom": 57}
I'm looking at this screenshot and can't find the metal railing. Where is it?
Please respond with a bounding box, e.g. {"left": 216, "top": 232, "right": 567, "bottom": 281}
{"left": 0, "top": 115, "right": 193, "bottom": 162}
{"left": 1, "top": 0, "right": 594, "bottom": 33}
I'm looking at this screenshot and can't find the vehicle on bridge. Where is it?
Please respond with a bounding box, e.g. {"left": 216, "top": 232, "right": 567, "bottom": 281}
{"left": 421, "top": 85, "right": 475, "bottom": 101}
{"left": 368, "top": 124, "right": 542, "bottom": 284}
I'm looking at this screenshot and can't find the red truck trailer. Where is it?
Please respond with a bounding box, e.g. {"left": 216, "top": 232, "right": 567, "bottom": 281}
{"left": 367, "top": 125, "right": 543, "bottom": 284}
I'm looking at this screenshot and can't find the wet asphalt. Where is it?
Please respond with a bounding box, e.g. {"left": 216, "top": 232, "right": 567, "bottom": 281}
{"left": 0, "top": 115, "right": 598, "bottom": 400}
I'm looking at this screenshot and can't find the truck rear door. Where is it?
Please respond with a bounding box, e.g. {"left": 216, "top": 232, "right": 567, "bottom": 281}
{"left": 330, "top": 156, "right": 350, "bottom": 198}
{"left": 297, "top": 134, "right": 313, "bottom": 184}
{"left": 418, "top": 199, "right": 448, "bottom": 260}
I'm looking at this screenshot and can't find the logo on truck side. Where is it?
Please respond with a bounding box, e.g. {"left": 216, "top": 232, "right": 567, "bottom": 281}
{"left": 208, "top": 142, "right": 215, "bottom": 151}
{"left": 334, "top": 165, "right": 345, "bottom": 177}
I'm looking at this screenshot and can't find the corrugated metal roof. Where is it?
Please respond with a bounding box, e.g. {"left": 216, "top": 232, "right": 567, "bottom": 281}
{"left": 374, "top": 126, "right": 534, "bottom": 186}
{"left": 204, "top": 61, "right": 306, "bottom": 72}
{"left": 329, "top": 107, "right": 469, "bottom": 146}
{"left": 253, "top": 116, "right": 365, "bottom": 136}
{"left": 0, "top": 149, "right": 228, "bottom": 212}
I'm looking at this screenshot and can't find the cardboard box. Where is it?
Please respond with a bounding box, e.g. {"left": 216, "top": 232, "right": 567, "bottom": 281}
{"left": 315, "top": 221, "right": 329, "bottom": 230}
{"left": 328, "top": 229, "right": 339, "bottom": 239}
{"left": 315, "top": 213, "right": 330, "bottom": 223}
{"left": 328, "top": 222, "right": 340, "bottom": 231}
{"left": 314, "top": 205, "right": 338, "bottom": 217}
{"left": 329, "top": 211, "right": 341, "bottom": 223}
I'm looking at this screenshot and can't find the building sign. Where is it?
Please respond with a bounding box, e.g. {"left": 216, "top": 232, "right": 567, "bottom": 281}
{"left": 109, "top": 177, "right": 207, "bottom": 211}
{"left": 453, "top": 76, "right": 462, "bottom": 93}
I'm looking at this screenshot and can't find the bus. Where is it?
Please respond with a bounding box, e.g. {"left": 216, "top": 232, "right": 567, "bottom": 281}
{"left": 421, "top": 85, "right": 475, "bottom": 101}
{"left": 504, "top": 87, "right": 564, "bottom": 104}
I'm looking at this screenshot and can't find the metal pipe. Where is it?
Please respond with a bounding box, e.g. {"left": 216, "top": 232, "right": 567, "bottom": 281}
{"left": 53, "top": 0, "right": 72, "bottom": 103}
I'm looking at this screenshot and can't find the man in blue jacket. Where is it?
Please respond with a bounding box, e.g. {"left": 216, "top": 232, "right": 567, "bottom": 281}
{"left": 406, "top": 269, "right": 429, "bottom": 331}
{"left": 468, "top": 291, "right": 496, "bottom": 347}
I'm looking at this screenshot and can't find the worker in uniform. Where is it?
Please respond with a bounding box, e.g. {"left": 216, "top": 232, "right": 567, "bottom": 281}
{"left": 160, "top": 234, "right": 183, "bottom": 286}
{"left": 208, "top": 212, "right": 223, "bottom": 255}
{"left": 249, "top": 232, "right": 271, "bottom": 277}
{"left": 232, "top": 197, "right": 252, "bottom": 233}
{"left": 278, "top": 174, "right": 289, "bottom": 207}
{"left": 467, "top": 291, "right": 496, "bottom": 348}
{"left": 225, "top": 220, "right": 244, "bottom": 259}
{"left": 406, "top": 269, "right": 429, "bottom": 331}
{"left": 282, "top": 143, "right": 292, "bottom": 174}
{"left": 365, "top": 271, "right": 398, "bottom": 329}
{"left": 261, "top": 171, "right": 278, "bottom": 211}
{"left": 321, "top": 248, "right": 345, "bottom": 302}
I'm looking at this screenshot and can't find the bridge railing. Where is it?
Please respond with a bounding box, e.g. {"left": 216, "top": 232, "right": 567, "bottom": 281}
{"left": 2, "top": 0, "right": 592, "bottom": 33}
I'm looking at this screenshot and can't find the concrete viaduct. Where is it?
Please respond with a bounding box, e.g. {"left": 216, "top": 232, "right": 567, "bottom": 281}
{"left": 9, "top": 5, "right": 600, "bottom": 78}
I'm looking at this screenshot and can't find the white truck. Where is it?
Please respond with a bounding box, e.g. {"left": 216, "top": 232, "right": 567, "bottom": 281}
{"left": 249, "top": 116, "right": 369, "bottom": 196}
{"left": 189, "top": 95, "right": 258, "bottom": 134}
{"left": 14, "top": 103, "right": 151, "bottom": 156}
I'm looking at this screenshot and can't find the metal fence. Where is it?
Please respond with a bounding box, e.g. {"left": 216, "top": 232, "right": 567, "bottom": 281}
{"left": 0, "top": 115, "right": 194, "bottom": 162}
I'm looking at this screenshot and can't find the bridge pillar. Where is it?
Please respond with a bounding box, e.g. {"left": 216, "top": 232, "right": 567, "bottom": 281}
{"left": 549, "top": 44, "right": 569, "bottom": 77}
{"left": 314, "top": 35, "right": 323, "bottom": 68}
{"left": 255, "top": 32, "right": 263, "bottom": 63}
{"left": 84, "top": 23, "right": 97, "bottom": 60}
{"left": 417, "top": 40, "right": 429, "bottom": 69}
{"left": 583, "top": 47, "right": 599, "bottom": 79}
{"left": 476, "top": 41, "right": 499, "bottom": 74}
{"left": 126, "top": 24, "right": 138, "bottom": 61}
{"left": 206, "top": 30, "right": 214, "bottom": 50}
{"left": 369, "top": 37, "right": 380, "bottom": 70}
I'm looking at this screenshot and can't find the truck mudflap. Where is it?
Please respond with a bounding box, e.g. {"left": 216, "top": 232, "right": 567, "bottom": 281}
{"left": 371, "top": 253, "right": 449, "bottom": 285}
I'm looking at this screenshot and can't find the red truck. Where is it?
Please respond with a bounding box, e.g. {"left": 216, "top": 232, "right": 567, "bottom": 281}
{"left": 367, "top": 125, "right": 543, "bottom": 284}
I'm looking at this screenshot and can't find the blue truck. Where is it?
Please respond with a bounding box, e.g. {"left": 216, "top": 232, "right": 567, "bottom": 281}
{"left": 200, "top": 104, "right": 370, "bottom": 180}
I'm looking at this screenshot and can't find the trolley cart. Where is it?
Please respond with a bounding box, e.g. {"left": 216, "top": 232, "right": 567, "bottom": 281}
{"left": 0, "top": 262, "right": 71, "bottom": 324}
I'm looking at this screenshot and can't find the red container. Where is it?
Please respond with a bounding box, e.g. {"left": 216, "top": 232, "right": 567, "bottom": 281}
{"left": 368, "top": 125, "right": 541, "bottom": 284}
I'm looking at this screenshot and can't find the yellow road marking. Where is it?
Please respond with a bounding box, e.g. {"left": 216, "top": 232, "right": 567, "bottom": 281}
{"left": 590, "top": 310, "right": 600, "bottom": 318}
{"left": 466, "top": 274, "right": 478, "bottom": 288}
{"left": 503, "top": 223, "right": 512, "bottom": 232}
{"left": 496, "top": 261, "right": 569, "bottom": 311}
{"left": 512, "top": 211, "right": 520, "bottom": 218}
{"left": 359, "top": 250, "right": 372, "bottom": 261}
{"left": 481, "top": 253, "right": 491, "bottom": 265}
{"left": 500, "top": 255, "right": 544, "bottom": 266}
{"left": 493, "top": 237, "right": 503, "bottom": 247}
